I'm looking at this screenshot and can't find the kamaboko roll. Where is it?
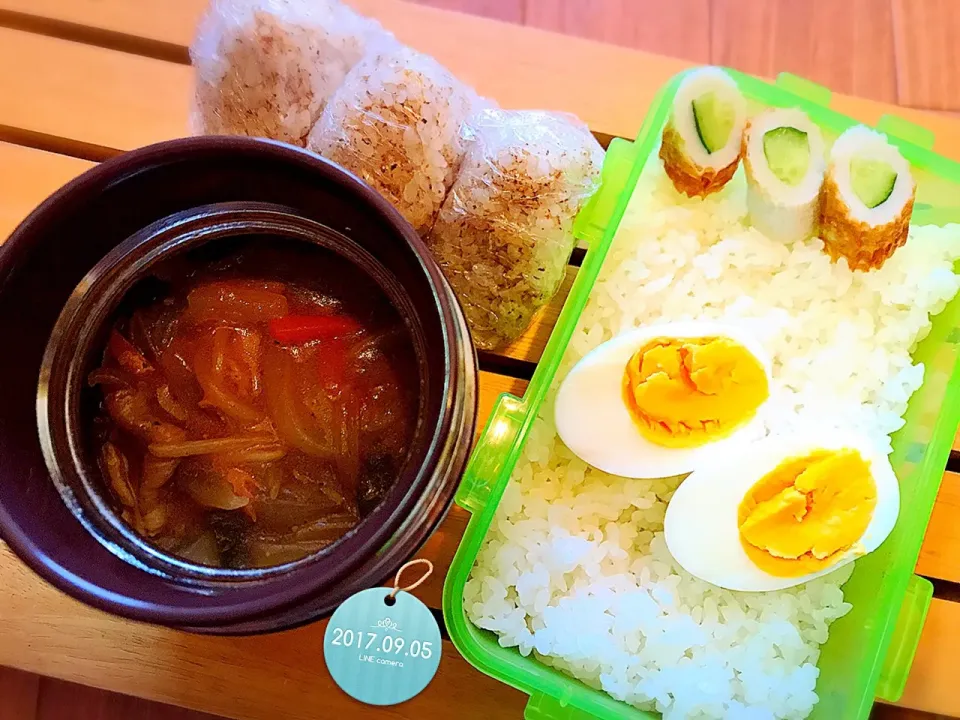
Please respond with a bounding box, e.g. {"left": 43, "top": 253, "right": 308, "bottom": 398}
{"left": 743, "top": 108, "right": 826, "bottom": 244}
{"left": 659, "top": 67, "right": 747, "bottom": 198}
{"left": 819, "top": 126, "right": 915, "bottom": 271}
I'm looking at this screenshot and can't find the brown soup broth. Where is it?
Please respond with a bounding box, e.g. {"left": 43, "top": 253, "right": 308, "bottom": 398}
{"left": 88, "top": 241, "right": 420, "bottom": 569}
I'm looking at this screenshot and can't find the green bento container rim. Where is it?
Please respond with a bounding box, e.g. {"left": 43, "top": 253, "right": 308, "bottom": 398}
{"left": 442, "top": 67, "right": 960, "bottom": 720}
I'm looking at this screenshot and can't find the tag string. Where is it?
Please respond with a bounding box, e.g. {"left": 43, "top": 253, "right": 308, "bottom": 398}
{"left": 388, "top": 558, "right": 434, "bottom": 600}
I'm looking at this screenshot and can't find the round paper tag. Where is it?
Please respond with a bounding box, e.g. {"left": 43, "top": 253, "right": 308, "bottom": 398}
{"left": 323, "top": 587, "right": 442, "bottom": 705}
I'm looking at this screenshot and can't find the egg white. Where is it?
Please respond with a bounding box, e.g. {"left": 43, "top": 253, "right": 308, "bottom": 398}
{"left": 663, "top": 432, "right": 901, "bottom": 592}
{"left": 554, "top": 321, "right": 772, "bottom": 479}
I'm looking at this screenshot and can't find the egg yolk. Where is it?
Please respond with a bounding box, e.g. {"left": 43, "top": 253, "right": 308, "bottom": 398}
{"left": 737, "top": 449, "right": 876, "bottom": 577}
{"left": 621, "top": 336, "right": 768, "bottom": 448}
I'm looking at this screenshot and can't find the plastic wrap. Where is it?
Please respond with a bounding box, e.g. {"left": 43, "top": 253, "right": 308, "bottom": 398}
{"left": 190, "top": 0, "right": 389, "bottom": 146}
{"left": 426, "top": 109, "right": 604, "bottom": 350}
{"left": 307, "top": 44, "right": 481, "bottom": 235}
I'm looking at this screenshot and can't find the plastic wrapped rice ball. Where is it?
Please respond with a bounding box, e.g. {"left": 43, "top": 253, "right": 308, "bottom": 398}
{"left": 190, "top": 0, "right": 388, "bottom": 146}
{"left": 307, "top": 44, "right": 481, "bottom": 235}
{"left": 427, "top": 109, "right": 604, "bottom": 350}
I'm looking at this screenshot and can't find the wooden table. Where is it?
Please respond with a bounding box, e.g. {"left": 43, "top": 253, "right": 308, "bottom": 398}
{"left": 1, "top": 1, "right": 960, "bottom": 718}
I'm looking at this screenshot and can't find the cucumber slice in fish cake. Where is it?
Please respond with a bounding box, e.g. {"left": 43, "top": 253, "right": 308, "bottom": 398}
{"left": 763, "top": 127, "right": 810, "bottom": 187}
{"left": 692, "top": 92, "right": 736, "bottom": 154}
{"left": 850, "top": 156, "right": 898, "bottom": 209}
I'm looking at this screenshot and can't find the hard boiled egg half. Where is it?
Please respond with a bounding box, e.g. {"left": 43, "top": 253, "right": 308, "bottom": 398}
{"left": 664, "top": 433, "right": 900, "bottom": 591}
{"left": 555, "top": 321, "right": 771, "bottom": 479}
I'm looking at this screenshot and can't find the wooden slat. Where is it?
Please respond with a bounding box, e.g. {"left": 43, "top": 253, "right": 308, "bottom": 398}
{"left": 892, "top": 0, "right": 960, "bottom": 111}
{"left": 0, "top": 667, "right": 39, "bottom": 720}
{"left": 6, "top": 0, "right": 960, "bottom": 161}
{"left": 358, "top": 0, "right": 960, "bottom": 159}
{"left": 916, "top": 472, "right": 960, "bottom": 583}
{"left": 410, "top": 0, "right": 523, "bottom": 24}
{"left": 0, "top": 1, "right": 683, "bottom": 148}
{"left": 0, "top": 0, "right": 206, "bottom": 47}
{"left": 476, "top": 374, "right": 527, "bottom": 432}
{"left": 524, "top": 0, "right": 711, "bottom": 63}
{"left": 897, "top": 598, "right": 960, "bottom": 716}
{"left": 873, "top": 708, "right": 951, "bottom": 720}
{"left": 0, "top": 0, "right": 522, "bottom": 48}
{"left": 0, "top": 142, "right": 92, "bottom": 241}
{"left": 711, "top": 0, "right": 898, "bottom": 105}
{"left": 35, "top": 676, "right": 221, "bottom": 720}
{"left": 0, "top": 542, "right": 528, "bottom": 720}
{"left": 0, "top": 28, "right": 192, "bottom": 153}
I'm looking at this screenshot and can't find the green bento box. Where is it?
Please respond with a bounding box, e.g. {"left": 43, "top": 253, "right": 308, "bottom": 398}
{"left": 442, "top": 69, "right": 960, "bottom": 720}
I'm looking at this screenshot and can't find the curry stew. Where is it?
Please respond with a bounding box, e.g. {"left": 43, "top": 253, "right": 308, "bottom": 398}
{"left": 89, "top": 247, "right": 420, "bottom": 569}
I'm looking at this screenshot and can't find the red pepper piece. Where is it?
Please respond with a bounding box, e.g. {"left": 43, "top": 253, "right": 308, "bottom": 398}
{"left": 268, "top": 315, "right": 362, "bottom": 344}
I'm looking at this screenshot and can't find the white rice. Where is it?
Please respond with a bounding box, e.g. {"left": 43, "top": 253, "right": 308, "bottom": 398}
{"left": 465, "top": 157, "right": 960, "bottom": 719}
